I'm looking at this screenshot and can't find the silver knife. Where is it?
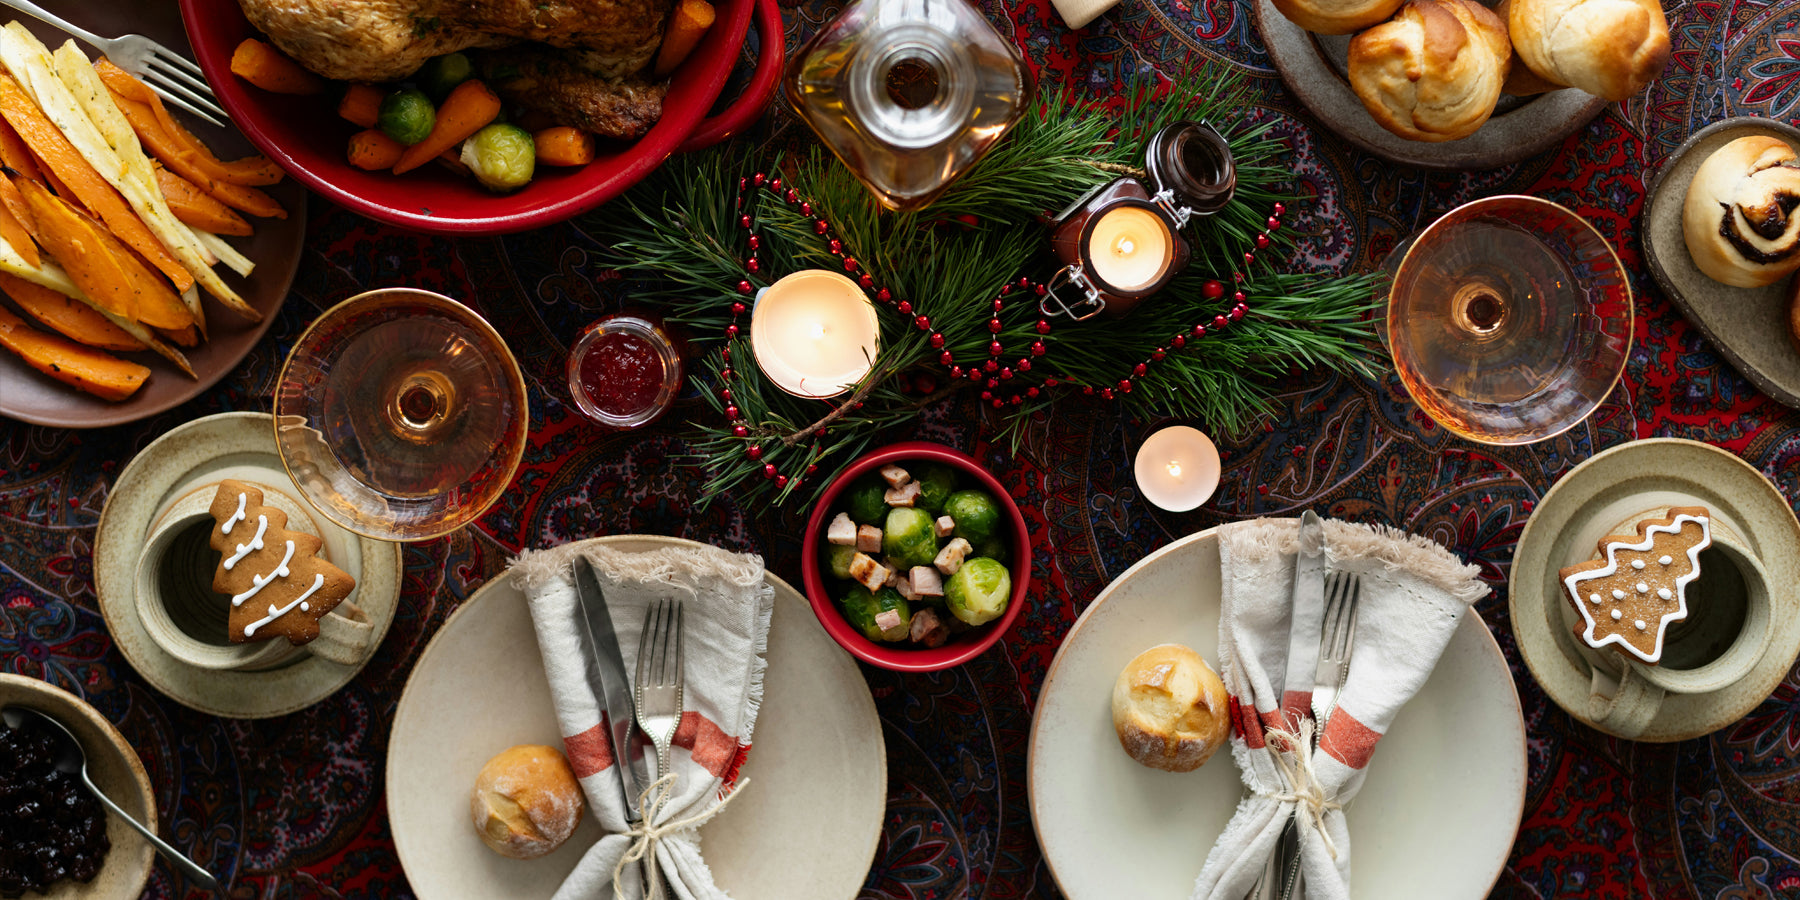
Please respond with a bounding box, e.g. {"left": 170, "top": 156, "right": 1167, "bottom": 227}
{"left": 573, "top": 557, "right": 651, "bottom": 815}
{"left": 1277, "top": 511, "right": 1328, "bottom": 900}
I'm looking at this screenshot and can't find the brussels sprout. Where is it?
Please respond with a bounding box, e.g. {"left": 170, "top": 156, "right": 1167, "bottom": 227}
{"left": 912, "top": 462, "right": 959, "bottom": 515}
{"left": 844, "top": 477, "right": 888, "bottom": 525}
{"left": 975, "top": 537, "right": 1009, "bottom": 564}
{"left": 461, "top": 123, "right": 536, "bottom": 192}
{"left": 826, "top": 543, "right": 858, "bottom": 580}
{"left": 944, "top": 489, "right": 1001, "bottom": 544}
{"left": 842, "top": 586, "right": 912, "bottom": 641}
{"left": 416, "top": 52, "right": 474, "bottom": 102}
{"left": 945, "top": 557, "right": 1010, "bottom": 626}
{"left": 883, "top": 507, "right": 939, "bottom": 570}
{"left": 378, "top": 88, "right": 435, "bottom": 145}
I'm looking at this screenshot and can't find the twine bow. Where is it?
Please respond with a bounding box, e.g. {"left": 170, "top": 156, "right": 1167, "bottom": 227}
{"left": 1261, "top": 718, "right": 1343, "bottom": 861}
{"left": 609, "top": 772, "right": 753, "bottom": 900}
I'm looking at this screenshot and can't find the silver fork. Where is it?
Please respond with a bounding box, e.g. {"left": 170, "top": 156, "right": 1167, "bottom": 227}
{"left": 0, "top": 0, "right": 227, "bottom": 126}
{"left": 635, "top": 596, "right": 686, "bottom": 790}
{"left": 1279, "top": 571, "right": 1362, "bottom": 900}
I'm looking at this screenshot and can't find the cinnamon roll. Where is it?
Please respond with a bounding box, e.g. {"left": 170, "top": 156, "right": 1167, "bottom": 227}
{"left": 1682, "top": 135, "right": 1800, "bottom": 288}
{"left": 1347, "top": 0, "right": 1512, "bottom": 143}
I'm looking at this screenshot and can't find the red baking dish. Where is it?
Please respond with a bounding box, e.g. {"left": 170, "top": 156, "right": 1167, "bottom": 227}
{"left": 179, "top": 0, "right": 783, "bottom": 234}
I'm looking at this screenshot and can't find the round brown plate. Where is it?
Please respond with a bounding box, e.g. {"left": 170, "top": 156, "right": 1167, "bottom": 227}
{"left": 0, "top": 0, "right": 304, "bottom": 429}
{"left": 1641, "top": 117, "right": 1800, "bottom": 408}
{"left": 1254, "top": 0, "right": 1608, "bottom": 170}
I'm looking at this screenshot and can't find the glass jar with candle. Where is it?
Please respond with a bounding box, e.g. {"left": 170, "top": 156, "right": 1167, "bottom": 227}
{"left": 784, "top": 0, "right": 1034, "bottom": 211}
{"left": 750, "top": 269, "right": 882, "bottom": 399}
{"left": 1043, "top": 121, "right": 1238, "bottom": 321}
{"left": 566, "top": 315, "right": 685, "bottom": 428}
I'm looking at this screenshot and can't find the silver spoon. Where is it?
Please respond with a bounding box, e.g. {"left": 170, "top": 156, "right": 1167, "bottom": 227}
{"left": 2, "top": 705, "right": 219, "bottom": 892}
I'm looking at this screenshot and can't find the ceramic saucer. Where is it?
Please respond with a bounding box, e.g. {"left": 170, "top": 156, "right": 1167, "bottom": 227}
{"left": 1510, "top": 438, "right": 1800, "bottom": 741}
{"left": 0, "top": 673, "right": 157, "bottom": 899}
{"left": 1642, "top": 117, "right": 1800, "bottom": 408}
{"left": 94, "top": 412, "right": 402, "bottom": 719}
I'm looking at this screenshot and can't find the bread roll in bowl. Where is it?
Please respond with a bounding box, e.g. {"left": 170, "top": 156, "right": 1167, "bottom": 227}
{"left": 471, "top": 744, "right": 586, "bottom": 859}
{"left": 1272, "top": 0, "right": 1404, "bottom": 36}
{"left": 1682, "top": 135, "right": 1800, "bottom": 288}
{"left": 1347, "top": 0, "right": 1512, "bottom": 143}
{"left": 1503, "top": 0, "right": 1670, "bottom": 101}
{"left": 1111, "top": 643, "right": 1230, "bottom": 772}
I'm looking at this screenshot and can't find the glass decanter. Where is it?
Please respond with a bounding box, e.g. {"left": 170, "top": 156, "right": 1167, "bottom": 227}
{"left": 785, "top": 0, "right": 1034, "bottom": 211}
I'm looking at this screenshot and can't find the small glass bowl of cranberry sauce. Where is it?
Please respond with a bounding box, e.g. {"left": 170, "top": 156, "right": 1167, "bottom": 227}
{"left": 566, "top": 315, "right": 684, "bottom": 428}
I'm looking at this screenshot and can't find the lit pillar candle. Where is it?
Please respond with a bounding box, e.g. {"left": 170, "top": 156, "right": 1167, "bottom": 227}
{"left": 1133, "top": 425, "right": 1221, "bottom": 512}
{"left": 1089, "top": 206, "right": 1173, "bottom": 293}
{"left": 750, "top": 269, "right": 881, "bottom": 398}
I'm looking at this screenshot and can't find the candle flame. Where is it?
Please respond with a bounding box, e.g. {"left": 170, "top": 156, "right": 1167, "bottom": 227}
{"left": 1167, "top": 461, "right": 1181, "bottom": 478}
{"left": 1118, "top": 238, "right": 1135, "bottom": 255}
{"left": 811, "top": 322, "right": 827, "bottom": 340}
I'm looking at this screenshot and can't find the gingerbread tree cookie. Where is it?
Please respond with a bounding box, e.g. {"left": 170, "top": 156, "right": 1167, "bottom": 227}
{"left": 1558, "top": 507, "right": 1711, "bottom": 664}
{"left": 207, "top": 480, "right": 356, "bottom": 646}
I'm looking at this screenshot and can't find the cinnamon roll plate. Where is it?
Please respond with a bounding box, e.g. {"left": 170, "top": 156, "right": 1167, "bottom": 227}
{"left": 1643, "top": 118, "right": 1800, "bottom": 408}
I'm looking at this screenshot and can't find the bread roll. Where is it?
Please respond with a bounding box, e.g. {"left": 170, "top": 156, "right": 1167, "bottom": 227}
{"left": 1682, "top": 135, "right": 1800, "bottom": 288}
{"left": 1347, "top": 0, "right": 1512, "bottom": 143}
{"left": 1111, "top": 644, "right": 1230, "bottom": 773}
{"left": 1271, "top": 0, "right": 1403, "bottom": 36}
{"left": 471, "top": 744, "right": 586, "bottom": 859}
{"left": 1503, "top": 0, "right": 1669, "bottom": 101}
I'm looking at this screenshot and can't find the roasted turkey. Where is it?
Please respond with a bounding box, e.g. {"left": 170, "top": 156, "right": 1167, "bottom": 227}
{"left": 238, "top": 0, "right": 673, "bottom": 137}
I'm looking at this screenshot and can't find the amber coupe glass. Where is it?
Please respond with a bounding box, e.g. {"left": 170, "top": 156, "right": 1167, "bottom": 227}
{"left": 273, "top": 289, "right": 529, "bottom": 541}
{"left": 1382, "top": 196, "right": 1633, "bottom": 445}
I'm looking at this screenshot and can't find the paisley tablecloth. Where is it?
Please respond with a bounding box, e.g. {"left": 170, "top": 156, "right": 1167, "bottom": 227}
{"left": 3, "top": 0, "right": 1799, "bottom": 897}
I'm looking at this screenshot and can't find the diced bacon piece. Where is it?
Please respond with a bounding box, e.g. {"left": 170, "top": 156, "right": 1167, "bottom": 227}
{"left": 934, "top": 516, "right": 955, "bottom": 537}
{"left": 827, "top": 512, "right": 858, "bottom": 546}
{"left": 934, "top": 537, "right": 972, "bottom": 575}
{"left": 879, "top": 464, "right": 911, "bottom": 488}
{"left": 909, "top": 608, "right": 949, "bottom": 647}
{"left": 874, "top": 608, "right": 904, "bottom": 632}
{"left": 910, "top": 566, "right": 944, "bottom": 597}
{"left": 857, "top": 525, "right": 884, "bottom": 553}
{"left": 895, "top": 576, "right": 921, "bottom": 602}
{"left": 883, "top": 566, "right": 902, "bottom": 589}
{"left": 884, "top": 481, "right": 921, "bottom": 507}
{"left": 848, "top": 553, "right": 891, "bottom": 592}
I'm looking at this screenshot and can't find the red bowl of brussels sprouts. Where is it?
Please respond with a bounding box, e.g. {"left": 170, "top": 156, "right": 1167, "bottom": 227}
{"left": 801, "top": 442, "right": 1031, "bottom": 672}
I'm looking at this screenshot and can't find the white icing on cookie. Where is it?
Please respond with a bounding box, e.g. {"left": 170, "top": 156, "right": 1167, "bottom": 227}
{"left": 1588, "top": 593, "right": 1601, "bottom": 604}
{"left": 1611, "top": 609, "right": 1622, "bottom": 620}
{"left": 243, "top": 573, "right": 325, "bottom": 638}
{"left": 1612, "top": 589, "right": 1625, "bottom": 600}
{"left": 1636, "top": 582, "right": 1648, "bottom": 593}
{"left": 221, "top": 493, "right": 246, "bottom": 535}
{"left": 1658, "top": 588, "right": 1672, "bottom": 600}
{"left": 223, "top": 516, "right": 268, "bottom": 570}
{"left": 231, "top": 540, "right": 295, "bottom": 606}
{"left": 1635, "top": 620, "right": 1647, "bottom": 630}
{"left": 1659, "top": 555, "right": 1673, "bottom": 565}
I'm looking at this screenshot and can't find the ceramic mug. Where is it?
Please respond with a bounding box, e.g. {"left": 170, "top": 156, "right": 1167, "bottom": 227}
{"left": 1579, "top": 509, "right": 1773, "bottom": 738}
{"left": 134, "top": 483, "right": 373, "bottom": 670}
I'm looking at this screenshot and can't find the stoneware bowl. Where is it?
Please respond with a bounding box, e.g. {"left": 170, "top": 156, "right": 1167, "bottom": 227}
{"left": 801, "top": 441, "right": 1032, "bottom": 671}
{"left": 0, "top": 674, "right": 157, "bottom": 899}
{"left": 178, "top": 0, "right": 784, "bottom": 234}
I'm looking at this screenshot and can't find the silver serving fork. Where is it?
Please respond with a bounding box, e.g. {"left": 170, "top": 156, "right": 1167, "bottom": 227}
{"left": 0, "top": 0, "right": 227, "bottom": 126}
{"left": 1279, "top": 571, "right": 1362, "bottom": 900}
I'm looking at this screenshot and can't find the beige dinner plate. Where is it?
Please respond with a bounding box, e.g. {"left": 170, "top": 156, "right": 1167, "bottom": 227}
{"left": 93, "top": 412, "right": 401, "bottom": 718}
{"left": 1029, "top": 526, "right": 1525, "bottom": 898}
{"left": 0, "top": 0, "right": 305, "bottom": 429}
{"left": 386, "top": 535, "right": 885, "bottom": 900}
{"left": 1642, "top": 117, "right": 1800, "bottom": 408}
{"left": 0, "top": 673, "right": 157, "bottom": 899}
{"left": 1510, "top": 438, "right": 1800, "bottom": 741}
{"left": 1254, "top": 0, "right": 1606, "bottom": 170}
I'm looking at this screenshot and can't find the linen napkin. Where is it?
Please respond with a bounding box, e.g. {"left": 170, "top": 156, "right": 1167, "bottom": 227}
{"left": 1050, "top": 0, "right": 1118, "bottom": 29}
{"left": 1190, "top": 518, "right": 1487, "bottom": 900}
{"left": 513, "top": 542, "right": 774, "bottom": 900}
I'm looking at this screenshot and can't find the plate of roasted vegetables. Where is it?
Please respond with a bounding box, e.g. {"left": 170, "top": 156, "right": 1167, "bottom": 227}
{"left": 0, "top": 2, "right": 302, "bottom": 428}
{"left": 180, "top": 0, "right": 782, "bottom": 234}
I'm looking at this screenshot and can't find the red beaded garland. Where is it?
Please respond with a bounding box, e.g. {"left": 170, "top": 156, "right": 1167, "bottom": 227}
{"left": 732, "top": 424, "right": 749, "bottom": 437}
{"left": 897, "top": 301, "right": 914, "bottom": 315}
{"left": 829, "top": 239, "right": 843, "bottom": 253}
{"left": 763, "top": 464, "right": 778, "bottom": 479}
{"left": 1017, "top": 359, "right": 1031, "bottom": 372}
{"left": 746, "top": 258, "right": 760, "bottom": 273}
{"left": 1203, "top": 280, "right": 1224, "bottom": 300}
{"left": 775, "top": 475, "right": 789, "bottom": 488}
{"left": 1036, "top": 320, "right": 1052, "bottom": 335}
{"left": 940, "top": 351, "right": 955, "bottom": 365}
{"left": 1031, "top": 341, "right": 1045, "bottom": 356}
{"left": 1172, "top": 335, "right": 1187, "bottom": 349}
{"left": 752, "top": 172, "right": 766, "bottom": 185}
{"left": 1133, "top": 363, "right": 1147, "bottom": 376}
{"left": 814, "top": 220, "right": 829, "bottom": 235}
{"left": 726, "top": 324, "right": 739, "bottom": 338}
{"left": 725, "top": 405, "right": 740, "bottom": 419}
{"left": 859, "top": 274, "right": 875, "bottom": 288}
{"left": 736, "top": 281, "right": 752, "bottom": 295}
{"left": 843, "top": 257, "right": 859, "bottom": 272}
{"left": 928, "top": 331, "right": 944, "bottom": 346}
{"left": 1191, "top": 324, "right": 1207, "bottom": 338}
{"left": 1233, "top": 291, "right": 1246, "bottom": 303}
{"left": 1254, "top": 234, "right": 1270, "bottom": 250}
{"left": 877, "top": 289, "right": 891, "bottom": 302}
{"left": 747, "top": 235, "right": 760, "bottom": 250}
{"left": 988, "top": 318, "right": 1003, "bottom": 333}
{"left": 739, "top": 215, "right": 751, "bottom": 229}
{"left": 746, "top": 445, "right": 763, "bottom": 460}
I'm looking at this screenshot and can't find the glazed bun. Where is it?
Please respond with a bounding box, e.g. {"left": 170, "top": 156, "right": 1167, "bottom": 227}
{"left": 471, "top": 744, "right": 586, "bottom": 859}
{"left": 1111, "top": 644, "right": 1230, "bottom": 773}
{"left": 1503, "top": 0, "right": 1670, "bottom": 101}
{"left": 1271, "top": 0, "right": 1403, "bottom": 36}
{"left": 1347, "top": 0, "right": 1512, "bottom": 143}
{"left": 1682, "top": 135, "right": 1800, "bottom": 288}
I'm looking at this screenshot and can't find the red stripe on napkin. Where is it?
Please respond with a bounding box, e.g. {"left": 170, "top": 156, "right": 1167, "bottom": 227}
{"left": 1229, "top": 696, "right": 1265, "bottom": 749}
{"left": 675, "top": 710, "right": 741, "bottom": 777}
{"left": 1320, "top": 708, "right": 1381, "bottom": 770}
{"left": 563, "top": 718, "right": 616, "bottom": 779}
{"left": 1281, "top": 690, "right": 1312, "bottom": 724}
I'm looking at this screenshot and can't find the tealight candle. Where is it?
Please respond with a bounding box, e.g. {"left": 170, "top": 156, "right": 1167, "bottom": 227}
{"left": 750, "top": 269, "right": 881, "bottom": 398}
{"left": 1089, "top": 205, "right": 1172, "bottom": 292}
{"left": 1134, "top": 425, "right": 1221, "bottom": 512}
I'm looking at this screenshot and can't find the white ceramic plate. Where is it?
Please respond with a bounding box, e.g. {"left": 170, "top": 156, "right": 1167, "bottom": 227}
{"left": 1029, "top": 527, "right": 1525, "bottom": 898}
{"left": 387, "top": 535, "right": 885, "bottom": 900}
